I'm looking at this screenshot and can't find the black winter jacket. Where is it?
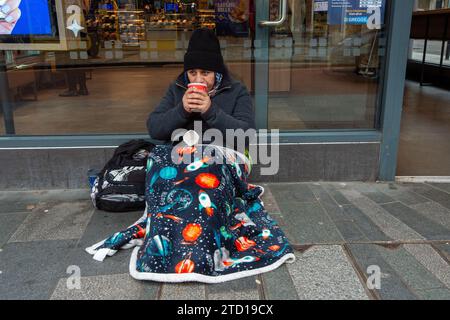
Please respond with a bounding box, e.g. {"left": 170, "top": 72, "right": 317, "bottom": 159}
{"left": 147, "top": 72, "right": 255, "bottom": 142}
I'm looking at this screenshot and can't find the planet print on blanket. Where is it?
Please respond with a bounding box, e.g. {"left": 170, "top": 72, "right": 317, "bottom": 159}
{"left": 86, "top": 145, "right": 295, "bottom": 283}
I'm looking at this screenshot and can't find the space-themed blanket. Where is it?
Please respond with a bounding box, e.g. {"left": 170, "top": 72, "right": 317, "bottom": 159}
{"left": 86, "top": 144, "right": 295, "bottom": 283}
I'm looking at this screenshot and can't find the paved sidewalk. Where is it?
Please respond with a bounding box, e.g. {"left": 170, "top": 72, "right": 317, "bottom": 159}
{"left": 0, "top": 182, "right": 449, "bottom": 300}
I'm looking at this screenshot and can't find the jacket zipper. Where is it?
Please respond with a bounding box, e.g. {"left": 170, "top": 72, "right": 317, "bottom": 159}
{"left": 175, "top": 82, "right": 187, "bottom": 90}
{"left": 213, "top": 86, "right": 232, "bottom": 96}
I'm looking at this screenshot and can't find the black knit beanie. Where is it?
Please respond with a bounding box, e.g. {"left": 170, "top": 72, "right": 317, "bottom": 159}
{"left": 184, "top": 28, "right": 226, "bottom": 74}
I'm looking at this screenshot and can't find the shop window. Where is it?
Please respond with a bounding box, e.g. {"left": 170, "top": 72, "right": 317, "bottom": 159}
{"left": 1, "top": 0, "right": 389, "bottom": 135}
{"left": 267, "top": 0, "right": 388, "bottom": 130}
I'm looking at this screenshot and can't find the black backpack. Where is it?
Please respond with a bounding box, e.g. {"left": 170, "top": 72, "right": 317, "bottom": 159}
{"left": 90, "top": 139, "right": 155, "bottom": 212}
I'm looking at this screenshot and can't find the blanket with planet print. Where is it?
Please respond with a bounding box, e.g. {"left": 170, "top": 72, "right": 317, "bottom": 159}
{"left": 86, "top": 144, "right": 296, "bottom": 283}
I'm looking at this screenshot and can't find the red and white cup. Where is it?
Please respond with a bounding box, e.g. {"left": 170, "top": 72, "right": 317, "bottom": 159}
{"left": 188, "top": 82, "right": 207, "bottom": 93}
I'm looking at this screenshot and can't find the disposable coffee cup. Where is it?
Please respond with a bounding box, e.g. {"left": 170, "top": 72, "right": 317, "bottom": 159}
{"left": 187, "top": 82, "right": 207, "bottom": 93}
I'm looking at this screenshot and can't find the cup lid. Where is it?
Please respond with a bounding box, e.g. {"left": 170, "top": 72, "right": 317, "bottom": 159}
{"left": 188, "top": 82, "right": 207, "bottom": 87}
{"left": 183, "top": 130, "right": 200, "bottom": 146}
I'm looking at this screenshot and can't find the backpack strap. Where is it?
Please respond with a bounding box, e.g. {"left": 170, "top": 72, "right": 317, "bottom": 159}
{"left": 100, "top": 139, "right": 155, "bottom": 176}
{"left": 112, "top": 139, "right": 155, "bottom": 158}
{"left": 96, "top": 184, "right": 145, "bottom": 196}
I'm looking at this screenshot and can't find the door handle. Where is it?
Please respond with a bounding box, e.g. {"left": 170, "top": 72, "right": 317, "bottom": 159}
{"left": 259, "top": 0, "right": 287, "bottom": 27}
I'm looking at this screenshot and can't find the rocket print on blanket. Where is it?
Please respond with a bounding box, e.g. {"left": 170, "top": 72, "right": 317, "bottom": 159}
{"left": 86, "top": 145, "right": 296, "bottom": 283}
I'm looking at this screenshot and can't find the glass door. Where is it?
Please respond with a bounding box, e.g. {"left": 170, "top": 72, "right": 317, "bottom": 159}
{"left": 0, "top": 0, "right": 388, "bottom": 136}
{"left": 254, "top": 0, "right": 388, "bottom": 130}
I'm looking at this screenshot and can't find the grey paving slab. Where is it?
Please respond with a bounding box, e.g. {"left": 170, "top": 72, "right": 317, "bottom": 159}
{"left": 65, "top": 245, "right": 132, "bottom": 278}
{"left": 0, "top": 200, "right": 40, "bottom": 215}
{"left": 374, "top": 184, "right": 430, "bottom": 206}
{"left": 381, "top": 202, "right": 450, "bottom": 240}
{"left": 0, "top": 240, "right": 77, "bottom": 300}
{"left": 268, "top": 212, "right": 287, "bottom": 227}
{"left": 0, "top": 189, "right": 90, "bottom": 203}
{"left": 374, "top": 182, "right": 398, "bottom": 190}
{"left": 387, "top": 191, "right": 430, "bottom": 206}
{"left": 341, "top": 204, "right": 392, "bottom": 242}
{"left": 0, "top": 212, "right": 29, "bottom": 247}
{"left": 260, "top": 264, "right": 299, "bottom": 300}
{"left": 308, "top": 184, "right": 349, "bottom": 222}
{"left": 404, "top": 183, "right": 450, "bottom": 210}
{"left": 8, "top": 201, "right": 94, "bottom": 243}
{"left": 332, "top": 220, "right": 368, "bottom": 242}
{"left": 71, "top": 210, "right": 145, "bottom": 277}
{"left": 410, "top": 202, "right": 450, "bottom": 230}
{"left": 260, "top": 185, "right": 282, "bottom": 214}
{"left": 343, "top": 182, "right": 377, "bottom": 193}
{"left": 321, "top": 183, "right": 351, "bottom": 205}
{"left": 160, "top": 283, "right": 206, "bottom": 300}
{"left": 278, "top": 201, "right": 344, "bottom": 245}
{"left": 435, "top": 243, "right": 450, "bottom": 261}
{"left": 77, "top": 210, "right": 145, "bottom": 249}
{"left": 50, "top": 273, "right": 159, "bottom": 300}
{"left": 426, "top": 183, "right": 450, "bottom": 194}
{"left": 361, "top": 191, "right": 396, "bottom": 205}
{"left": 146, "top": 280, "right": 172, "bottom": 300}
{"left": 347, "top": 244, "right": 419, "bottom": 300}
{"left": 404, "top": 244, "right": 450, "bottom": 288}
{"left": 269, "top": 183, "right": 317, "bottom": 203}
{"left": 310, "top": 185, "right": 385, "bottom": 242}
{"left": 205, "top": 275, "right": 261, "bottom": 300}
{"left": 287, "top": 245, "right": 369, "bottom": 300}
{"left": 340, "top": 190, "right": 425, "bottom": 241}
{"left": 414, "top": 288, "right": 450, "bottom": 300}
{"left": 0, "top": 280, "right": 61, "bottom": 300}
{"left": 0, "top": 189, "right": 90, "bottom": 214}
{"left": 376, "top": 245, "right": 446, "bottom": 292}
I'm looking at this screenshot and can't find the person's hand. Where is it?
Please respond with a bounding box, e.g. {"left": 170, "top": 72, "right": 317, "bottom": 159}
{"left": 183, "top": 88, "right": 211, "bottom": 114}
{"left": 0, "top": 0, "right": 21, "bottom": 35}
{"left": 182, "top": 89, "right": 193, "bottom": 114}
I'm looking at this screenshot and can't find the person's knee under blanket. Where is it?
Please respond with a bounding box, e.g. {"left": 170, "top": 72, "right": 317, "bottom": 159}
{"left": 86, "top": 145, "right": 296, "bottom": 283}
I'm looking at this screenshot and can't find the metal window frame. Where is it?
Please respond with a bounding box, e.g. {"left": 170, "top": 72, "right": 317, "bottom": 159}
{"left": 0, "top": 130, "right": 383, "bottom": 149}
{"left": 378, "top": 0, "right": 415, "bottom": 180}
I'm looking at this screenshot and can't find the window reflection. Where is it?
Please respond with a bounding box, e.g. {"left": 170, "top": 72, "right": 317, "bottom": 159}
{"left": 0, "top": 0, "right": 389, "bottom": 135}
{"left": 267, "top": 0, "right": 387, "bottom": 130}
{"left": 410, "top": 0, "right": 450, "bottom": 66}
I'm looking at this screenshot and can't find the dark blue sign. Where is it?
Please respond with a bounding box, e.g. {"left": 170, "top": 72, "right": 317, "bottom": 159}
{"left": 328, "top": 0, "right": 385, "bottom": 25}
{"left": 164, "top": 3, "right": 179, "bottom": 13}
{"left": 215, "top": 0, "right": 249, "bottom": 37}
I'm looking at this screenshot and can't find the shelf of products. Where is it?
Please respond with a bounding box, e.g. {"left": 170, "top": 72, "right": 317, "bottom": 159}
{"left": 87, "top": 7, "right": 217, "bottom": 47}
{"left": 118, "top": 10, "right": 146, "bottom": 46}
{"left": 147, "top": 13, "right": 195, "bottom": 31}
{"left": 90, "top": 10, "right": 146, "bottom": 45}
{"left": 93, "top": 10, "right": 119, "bottom": 42}
{"left": 197, "top": 9, "right": 216, "bottom": 29}
{"left": 146, "top": 10, "right": 215, "bottom": 31}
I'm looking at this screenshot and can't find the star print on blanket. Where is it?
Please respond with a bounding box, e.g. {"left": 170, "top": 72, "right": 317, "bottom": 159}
{"left": 86, "top": 145, "right": 295, "bottom": 283}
